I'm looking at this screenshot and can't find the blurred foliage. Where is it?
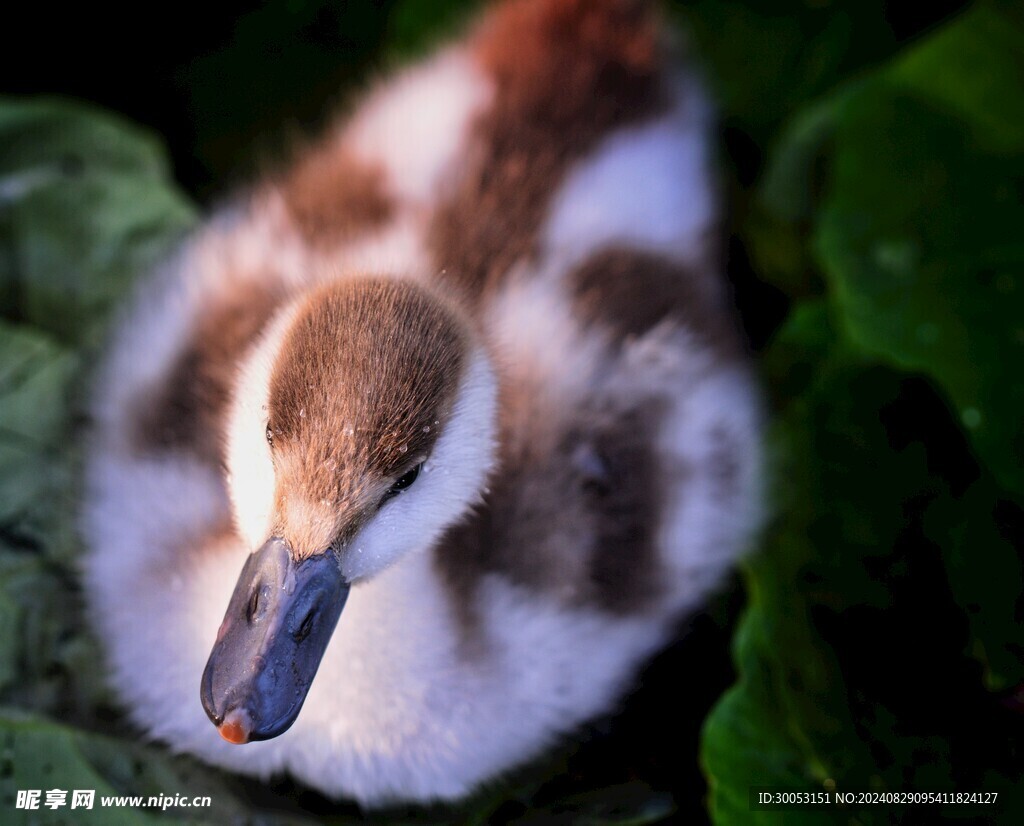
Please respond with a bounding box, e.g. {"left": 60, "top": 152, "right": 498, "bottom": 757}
{"left": 700, "top": 4, "right": 1024, "bottom": 825}
{"left": 2, "top": 0, "right": 1022, "bottom": 824}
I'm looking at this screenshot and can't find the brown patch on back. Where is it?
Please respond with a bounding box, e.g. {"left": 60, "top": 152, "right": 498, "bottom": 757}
{"left": 435, "top": 393, "right": 665, "bottom": 643}
{"left": 267, "top": 278, "right": 467, "bottom": 527}
{"left": 429, "top": 0, "right": 669, "bottom": 301}
{"left": 131, "top": 281, "right": 286, "bottom": 463}
{"left": 278, "top": 141, "right": 393, "bottom": 249}
{"left": 570, "top": 246, "right": 743, "bottom": 359}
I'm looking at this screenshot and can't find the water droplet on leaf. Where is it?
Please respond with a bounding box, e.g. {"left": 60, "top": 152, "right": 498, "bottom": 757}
{"left": 873, "top": 240, "right": 918, "bottom": 278}
{"left": 961, "top": 407, "right": 982, "bottom": 429}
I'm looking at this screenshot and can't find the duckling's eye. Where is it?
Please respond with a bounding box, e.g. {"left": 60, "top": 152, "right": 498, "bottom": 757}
{"left": 380, "top": 462, "right": 423, "bottom": 506}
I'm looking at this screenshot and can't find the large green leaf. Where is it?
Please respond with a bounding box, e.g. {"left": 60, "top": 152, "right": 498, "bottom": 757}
{"left": 759, "top": 6, "right": 1024, "bottom": 496}
{"left": 891, "top": 5, "right": 1024, "bottom": 154}
{"left": 0, "top": 99, "right": 195, "bottom": 348}
{"left": 704, "top": 7, "right": 1024, "bottom": 823}
{"left": 814, "top": 6, "right": 1024, "bottom": 686}
{"left": 818, "top": 85, "right": 1024, "bottom": 497}
{"left": 705, "top": 307, "right": 1023, "bottom": 824}
{"left": 761, "top": 3, "right": 1024, "bottom": 680}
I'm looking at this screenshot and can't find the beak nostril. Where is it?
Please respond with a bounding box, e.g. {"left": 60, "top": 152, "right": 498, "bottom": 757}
{"left": 295, "top": 609, "right": 316, "bottom": 642}
{"left": 246, "top": 584, "right": 266, "bottom": 624}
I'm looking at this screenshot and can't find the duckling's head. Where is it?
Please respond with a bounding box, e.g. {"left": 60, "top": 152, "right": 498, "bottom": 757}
{"left": 201, "top": 277, "right": 497, "bottom": 744}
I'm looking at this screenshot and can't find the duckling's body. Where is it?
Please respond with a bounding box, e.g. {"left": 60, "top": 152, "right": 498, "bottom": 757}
{"left": 81, "top": 0, "right": 762, "bottom": 805}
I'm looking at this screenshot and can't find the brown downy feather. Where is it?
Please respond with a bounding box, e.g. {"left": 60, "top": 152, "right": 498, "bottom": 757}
{"left": 569, "top": 246, "right": 744, "bottom": 361}
{"left": 277, "top": 142, "right": 394, "bottom": 249}
{"left": 429, "top": 0, "right": 670, "bottom": 302}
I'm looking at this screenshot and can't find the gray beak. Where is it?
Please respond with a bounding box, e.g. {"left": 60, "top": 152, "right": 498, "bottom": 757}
{"left": 200, "top": 537, "right": 349, "bottom": 743}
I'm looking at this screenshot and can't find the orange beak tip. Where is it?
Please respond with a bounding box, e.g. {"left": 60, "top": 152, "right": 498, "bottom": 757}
{"left": 218, "top": 711, "right": 251, "bottom": 745}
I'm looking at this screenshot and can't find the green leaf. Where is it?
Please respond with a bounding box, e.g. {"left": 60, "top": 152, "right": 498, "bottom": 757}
{"left": 705, "top": 8, "right": 1024, "bottom": 823}
{"left": 703, "top": 623, "right": 850, "bottom": 826}
{"left": 758, "top": 6, "right": 1024, "bottom": 496}
{"left": 890, "top": 6, "right": 1024, "bottom": 153}
{"left": 809, "top": 7, "right": 1024, "bottom": 673}
{"left": 703, "top": 312, "right": 1014, "bottom": 823}
{"left": 0, "top": 98, "right": 196, "bottom": 348}
{"left": 817, "top": 81, "right": 1024, "bottom": 496}
{"left": 0, "top": 322, "right": 77, "bottom": 554}
{"left": 0, "top": 709, "right": 160, "bottom": 825}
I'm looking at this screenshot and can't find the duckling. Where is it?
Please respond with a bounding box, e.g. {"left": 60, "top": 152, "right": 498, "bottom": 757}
{"left": 80, "top": 0, "right": 763, "bottom": 806}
